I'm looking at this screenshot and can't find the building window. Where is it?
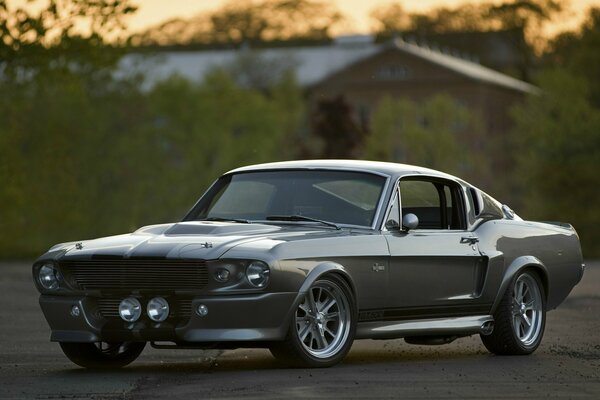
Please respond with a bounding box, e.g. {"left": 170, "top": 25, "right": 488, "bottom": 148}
{"left": 375, "top": 65, "right": 409, "bottom": 80}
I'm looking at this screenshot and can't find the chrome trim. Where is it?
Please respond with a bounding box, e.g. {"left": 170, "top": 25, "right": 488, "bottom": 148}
{"left": 355, "top": 315, "right": 494, "bottom": 339}
{"left": 372, "top": 174, "right": 391, "bottom": 230}
{"left": 380, "top": 174, "right": 470, "bottom": 231}
{"left": 381, "top": 184, "right": 399, "bottom": 232}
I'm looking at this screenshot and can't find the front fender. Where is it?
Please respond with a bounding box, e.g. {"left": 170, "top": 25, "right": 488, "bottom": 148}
{"left": 279, "top": 262, "right": 356, "bottom": 332}
{"left": 298, "top": 261, "right": 356, "bottom": 298}
{"left": 491, "top": 255, "right": 549, "bottom": 313}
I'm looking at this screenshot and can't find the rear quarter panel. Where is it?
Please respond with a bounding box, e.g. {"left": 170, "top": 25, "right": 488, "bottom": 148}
{"left": 476, "top": 219, "right": 583, "bottom": 311}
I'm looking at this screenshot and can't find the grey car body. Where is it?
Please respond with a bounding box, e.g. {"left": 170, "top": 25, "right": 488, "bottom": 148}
{"left": 33, "top": 160, "right": 584, "bottom": 368}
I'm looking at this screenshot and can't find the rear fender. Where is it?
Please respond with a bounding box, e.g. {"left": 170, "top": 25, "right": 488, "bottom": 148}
{"left": 491, "top": 256, "right": 549, "bottom": 313}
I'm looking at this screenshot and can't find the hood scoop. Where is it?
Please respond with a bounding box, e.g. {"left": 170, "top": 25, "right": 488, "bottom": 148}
{"left": 164, "top": 221, "right": 280, "bottom": 236}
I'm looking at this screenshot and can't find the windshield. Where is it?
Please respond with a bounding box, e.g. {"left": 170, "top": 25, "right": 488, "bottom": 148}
{"left": 185, "top": 170, "right": 387, "bottom": 228}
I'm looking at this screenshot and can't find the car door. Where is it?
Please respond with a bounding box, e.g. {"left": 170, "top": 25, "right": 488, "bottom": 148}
{"left": 383, "top": 176, "right": 489, "bottom": 319}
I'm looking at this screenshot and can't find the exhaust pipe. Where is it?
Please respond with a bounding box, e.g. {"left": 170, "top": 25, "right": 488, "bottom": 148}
{"left": 480, "top": 321, "right": 494, "bottom": 336}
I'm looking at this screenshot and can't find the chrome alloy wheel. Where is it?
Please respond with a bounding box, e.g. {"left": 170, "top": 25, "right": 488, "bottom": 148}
{"left": 511, "top": 274, "right": 543, "bottom": 346}
{"left": 295, "top": 281, "right": 351, "bottom": 358}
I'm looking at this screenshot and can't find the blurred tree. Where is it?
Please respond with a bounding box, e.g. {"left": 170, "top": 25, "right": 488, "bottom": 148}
{"left": 510, "top": 69, "right": 600, "bottom": 256}
{"left": 547, "top": 8, "right": 600, "bottom": 106}
{"left": 0, "top": 0, "right": 136, "bottom": 74}
{"left": 0, "top": 67, "right": 304, "bottom": 257}
{"left": 370, "top": 3, "right": 411, "bottom": 36}
{"left": 132, "top": 0, "right": 343, "bottom": 47}
{"left": 362, "top": 95, "right": 487, "bottom": 182}
{"left": 0, "top": 1, "right": 305, "bottom": 259}
{"left": 370, "top": 0, "right": 568, "bottom": 80}
{"left": 308, "top": 96, "right": 365, "bottom": 158}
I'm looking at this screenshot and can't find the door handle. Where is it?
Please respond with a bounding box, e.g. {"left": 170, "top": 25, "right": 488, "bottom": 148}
{"left": 460, "top": 236, "right": 479, "bottom": 245}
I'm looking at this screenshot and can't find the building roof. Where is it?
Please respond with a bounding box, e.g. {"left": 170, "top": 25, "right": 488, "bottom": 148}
{"left": 123, "top": 36, "right": 538, "bottom": 94}
{"left": 393, "top": 39, "right": 539, "bottom": 94}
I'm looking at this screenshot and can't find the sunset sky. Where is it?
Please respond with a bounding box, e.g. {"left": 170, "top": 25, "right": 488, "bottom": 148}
{"left": 126, "top": 0, "right": 600, "bottom": 36}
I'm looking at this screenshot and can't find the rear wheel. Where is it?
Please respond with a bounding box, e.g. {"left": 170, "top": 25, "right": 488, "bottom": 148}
{"left": 481, "top": 270, "right": 546, "bottom": 355}
{"left": 59, "top": 341, "right": 146, "bottom": 368}
{"left": 270, "top": 275, "right": 356, "bottom": 367}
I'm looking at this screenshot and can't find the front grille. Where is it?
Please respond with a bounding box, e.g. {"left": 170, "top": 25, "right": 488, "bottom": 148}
{"left": 60, "top": 258, "right": 208, "bottom": 291}
{"left": 97, "top": 298, "right": 192, "bottom": 319}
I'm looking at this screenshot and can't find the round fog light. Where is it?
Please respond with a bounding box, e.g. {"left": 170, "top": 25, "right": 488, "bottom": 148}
{"left": 196, "top": 304, "right": 208, "bottom": 317}
{"left": 119, "top": 297, "right": 142, "bottom": 322}
{"left": 147, "top": 297, "right": 170, "bottom": 322}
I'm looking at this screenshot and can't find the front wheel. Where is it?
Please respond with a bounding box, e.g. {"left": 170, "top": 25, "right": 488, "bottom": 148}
{"left": 270, "top": 275, "right": 356, "bottom": 367}
{"left": 59, "top": 341, "right": 146, "bottom": 368}
{"left": 481, "top": 270, "right": 546, "bottom": 355}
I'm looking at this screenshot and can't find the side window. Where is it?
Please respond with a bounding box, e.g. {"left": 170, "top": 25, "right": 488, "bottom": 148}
{"left": 400, "top": 178, "right": 465, "bottom": 230}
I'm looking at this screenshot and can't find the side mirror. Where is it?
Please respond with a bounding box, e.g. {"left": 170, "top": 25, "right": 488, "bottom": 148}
{"left": 402, "top": 213, "right": 419, "bottom": 231}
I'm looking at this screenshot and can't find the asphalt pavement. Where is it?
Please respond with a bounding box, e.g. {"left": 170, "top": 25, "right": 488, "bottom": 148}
{"left": 0, "top": 261, "right": 598, "bottom": 399}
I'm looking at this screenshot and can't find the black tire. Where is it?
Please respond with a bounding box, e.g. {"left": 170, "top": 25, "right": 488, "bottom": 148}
{"left": 270, "top": 274, "right": 357, "bottom": 368}
{"left": 481, "top": 270, "right": 546, "bottom": 355}
{"left": 59, "top": 341, "right": 146, "bottom": 368}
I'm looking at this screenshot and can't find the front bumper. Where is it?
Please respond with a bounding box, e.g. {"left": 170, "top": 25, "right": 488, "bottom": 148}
{"left": 39, "top": 292, "right": 299, "bottom": 343}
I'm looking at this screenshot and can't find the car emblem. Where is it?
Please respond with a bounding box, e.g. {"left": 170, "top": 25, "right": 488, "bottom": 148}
{"left": 200, "top": 242, "right": 213, "bottom": 248}
{"left": 75, "top": 242, "right": 83, "bottom": 250}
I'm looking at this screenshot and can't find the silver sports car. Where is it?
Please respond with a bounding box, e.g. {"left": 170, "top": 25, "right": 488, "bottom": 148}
{"left": 33, "top": 160, "right": 584, "bottom": 368}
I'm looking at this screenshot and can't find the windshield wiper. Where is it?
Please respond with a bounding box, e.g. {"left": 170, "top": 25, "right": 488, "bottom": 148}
{"left": 265, "top": 215, "right": 341, "bottom": 230}
{"left": 201, "top": 217, "right": 251, "bottom": 224}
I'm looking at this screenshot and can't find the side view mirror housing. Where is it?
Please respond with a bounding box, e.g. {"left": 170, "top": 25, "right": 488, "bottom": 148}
{"left": 402, "top": 213, "right": 419, "bottom": 231}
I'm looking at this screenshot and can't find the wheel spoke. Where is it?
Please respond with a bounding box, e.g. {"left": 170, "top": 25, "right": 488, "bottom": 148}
{"left": 298, "top": 302, "right": 310, "bottom": 315}
{"left": 298, "top": 323, "right": 311, "bottom": 341}
{"left": 522, "top": 314, "right": 532, "bottom": 327}
{"left": 519, "top": 321, "right": 525, "bottom": 338}
{"left": 516, "top": 281, "right": 524, "bottom": 302}
{"left": 315, "top": 328, "right": 327, "bottom": 348}
{"left": 308, "top": 289, "right": 318, "bottom": 314}
{"left": 324, "top": 311, "right": 339, "bottom": 322}
{"left": 324, "top": 326, "right": 337, "bottom": 338}
{"left": 513, "top": 315, "right": 521, "bottom": 334}
{"left": 320, "top": 297, "right": 336, "bottom": 313}
{"left": 524, "top": 299, "right": 535, "bottom": 310}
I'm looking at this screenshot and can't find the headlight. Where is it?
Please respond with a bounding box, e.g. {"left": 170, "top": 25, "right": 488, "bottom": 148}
{"left": 246, "top": 261, "right": 270, "bottom": 288}
{"left": 38, "top": 263, "right": 60, "bottom": 290}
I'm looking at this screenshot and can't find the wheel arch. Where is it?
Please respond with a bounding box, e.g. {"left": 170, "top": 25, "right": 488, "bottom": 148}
{"left": 298, "top": 261, "right": 356, "bottom": 299}
{"left": 491, "top": 256, "right": 549, "bottom": 314}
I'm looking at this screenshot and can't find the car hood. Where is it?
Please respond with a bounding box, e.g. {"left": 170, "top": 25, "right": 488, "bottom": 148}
{"left": 55, "top": 221, "right": 347, "bottom": 260}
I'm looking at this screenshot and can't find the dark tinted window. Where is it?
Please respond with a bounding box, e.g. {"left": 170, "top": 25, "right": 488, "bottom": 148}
{"left": 187, "top": 170, "right": 387, "bottom": 227}
{"left": 400, "top": 178, "right": 465, "bottom": 230}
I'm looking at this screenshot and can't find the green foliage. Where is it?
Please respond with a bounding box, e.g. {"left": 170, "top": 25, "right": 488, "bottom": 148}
{"left": 0, "top": 69, "right": 303, "bottom": 258}
{"left": 307, "top": 96, "right": 365, "bottom": 159}
{"left": 511, "top": 69, "right": 600, "bottom": 256}
{"left": 362, "top": 95, "right": 487, "bottom": 182}
{"left": 547, "top": 8, "right": 600, "bottom": 106}
{"left": 0, "top": 21, "right": 304, "bottom": 259}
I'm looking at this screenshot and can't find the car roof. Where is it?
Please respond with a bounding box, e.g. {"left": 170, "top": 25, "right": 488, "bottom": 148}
{"left": 226, "top": 159, "right": 458, "bottom": 180}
